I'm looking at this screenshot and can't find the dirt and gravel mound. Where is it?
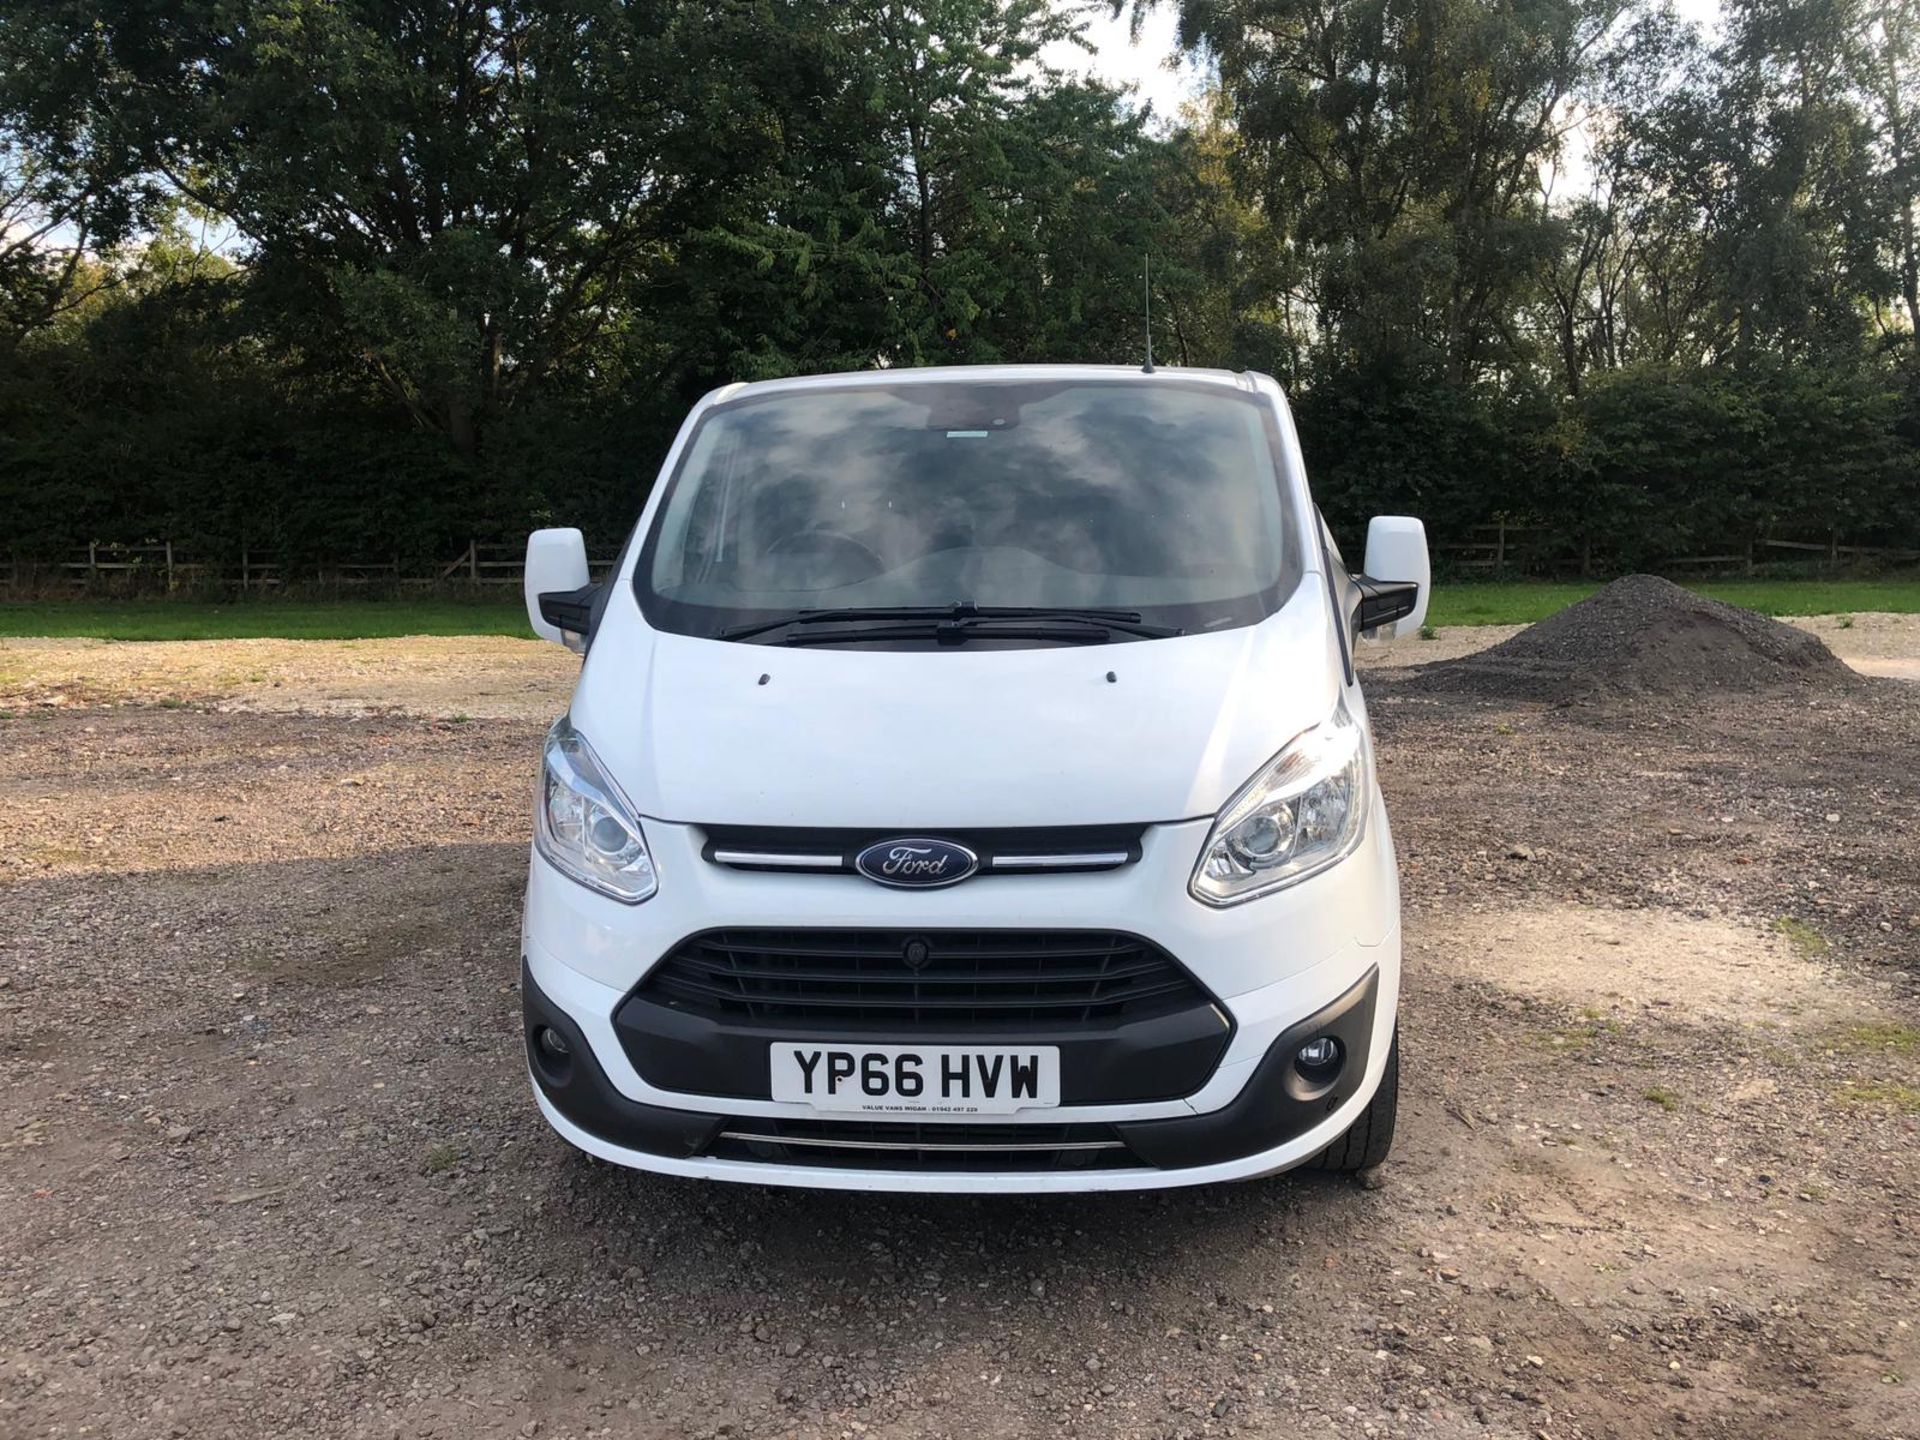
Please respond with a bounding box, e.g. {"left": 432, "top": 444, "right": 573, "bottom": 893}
{"left": 1414, "top": 573, "right": 1857, "bottom": 702}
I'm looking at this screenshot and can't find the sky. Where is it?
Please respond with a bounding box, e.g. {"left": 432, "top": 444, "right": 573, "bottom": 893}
{"left": 1042, "top": 6, "right": 1205, "bottom": 124}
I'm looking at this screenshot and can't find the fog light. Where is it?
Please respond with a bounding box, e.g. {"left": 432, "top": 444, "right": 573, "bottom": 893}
{"left": 535, "top": 1026, "right": 570, "bottom": 1058}
{"left": 1296, "top": 1036, "right": 1341, "bottom": 1072}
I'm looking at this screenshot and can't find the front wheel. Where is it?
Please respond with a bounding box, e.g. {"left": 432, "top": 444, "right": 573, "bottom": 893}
{"left": 1312, "top": 1028, "right": 1398, "bottom": 1173}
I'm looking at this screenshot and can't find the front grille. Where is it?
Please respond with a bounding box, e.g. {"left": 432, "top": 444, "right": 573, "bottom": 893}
{"left": 706, "top": 1117, "right": 1139, "bottom": 1172}
{"left": 638, "top": 928, "right": 1208, "bottom": 1027}
{"left": 702, "top": 823, "right": 1143, "bottom": 876}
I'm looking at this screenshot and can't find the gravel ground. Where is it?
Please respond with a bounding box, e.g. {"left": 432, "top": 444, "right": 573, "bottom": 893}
{"left": 2, "top": 608, "right": 1915, "bottom": 718}
{"left": 2, "top": 642, "right": 1918, "bottom": 1440}
{"left": 0, "top": 634, "right": 579, "bottom": 721}
{"left": 1788, "top": 613, "right": 1920, "bottom": 681}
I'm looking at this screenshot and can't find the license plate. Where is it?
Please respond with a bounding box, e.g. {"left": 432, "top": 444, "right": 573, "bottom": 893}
{"left": 770, "top": 1043, "right": 1060, "bottom": 1115}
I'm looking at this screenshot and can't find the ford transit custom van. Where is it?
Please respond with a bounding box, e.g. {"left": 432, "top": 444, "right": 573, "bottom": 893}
{"left": 519, "top": 365, "right": 1429, "bottom": 1193}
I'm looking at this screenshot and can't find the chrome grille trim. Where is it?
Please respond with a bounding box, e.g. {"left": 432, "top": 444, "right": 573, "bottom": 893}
{"left": 705, "top": 848, "right": 1135, "bottom": 875}
{"left": 989, "top": 851, "right": 1131, "bottom": 870}
{"left": 709, "top": 849, "right": 845, "bottom": 869}
{"left": 701, "top": 824, "right": 1145, "bottom": 877}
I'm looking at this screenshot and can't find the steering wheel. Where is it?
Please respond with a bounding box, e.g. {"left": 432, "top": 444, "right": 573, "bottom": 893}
{"left": 764, "top": 526, "right": 885, "bottom": 583}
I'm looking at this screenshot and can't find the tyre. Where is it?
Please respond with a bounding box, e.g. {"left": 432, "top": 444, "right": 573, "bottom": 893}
{"left": 1313, "top": 1028, "right": 1398, "bottom": 1173}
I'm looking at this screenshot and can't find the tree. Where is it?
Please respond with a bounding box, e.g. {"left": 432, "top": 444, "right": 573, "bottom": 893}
{"left": 1160, "top": 0, "right": 1629, "bottom": 383}
{"left": 0, "top": 132, "right": 134, "bottom": 338}
{"left": 0, "top": 0, "right": 867, "bottom": 454}
{"left": 1, "top": 0, "right": 1916, "bottom": 570}
{"left": 1150, "top": 102, "right": 1300, "bottom": 376}
{"left": 1863, "top": 0, "right": 1920, "bottom": 371}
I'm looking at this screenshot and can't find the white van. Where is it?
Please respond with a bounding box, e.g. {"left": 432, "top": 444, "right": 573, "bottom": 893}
{"left": 518, "top": 365, "right": 1429, "bottom": 1193}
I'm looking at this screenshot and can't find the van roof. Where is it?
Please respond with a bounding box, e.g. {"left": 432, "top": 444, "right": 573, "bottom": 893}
{"left": 709, "top": 364, "right": 1266, "bottom": 406}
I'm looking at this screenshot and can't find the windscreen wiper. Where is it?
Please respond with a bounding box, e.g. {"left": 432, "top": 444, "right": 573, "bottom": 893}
{"left": 775, "top": 617, "right": 1171, "bottom": 647}
{"left": 716, "top": 603, "right": 1180, "bottom": 643}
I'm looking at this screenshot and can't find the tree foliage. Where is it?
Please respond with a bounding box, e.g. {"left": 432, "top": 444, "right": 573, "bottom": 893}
{"left": 0, "top": 0, "right": 1914, "bottom": 574}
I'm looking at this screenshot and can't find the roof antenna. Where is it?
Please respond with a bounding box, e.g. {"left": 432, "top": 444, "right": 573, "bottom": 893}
{"left": 1141, "top": 253, "right": 1155, "bottom": 373}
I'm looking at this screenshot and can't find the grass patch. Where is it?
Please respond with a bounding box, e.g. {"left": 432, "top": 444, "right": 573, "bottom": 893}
{"left": 1836, "top": 1080, "right": 1920, "bottom": 1113}
{"left": 0, "top": 600, "right": 533, "bottom": 641}
{"left": 1773, "top": 916, "right": 1830, "bottom": 957}
{"left": 1537, "top": 1013, "right": 1623, "bottom": 1052}
{"left": 1829, "top": 1021, "right": 1920, "bottom": 1055}
{"left": 1642, "top": 1085, "right": 1680, "bottom": 1112}
{"left": 1428, "top": 584, "right": 1599, "bottom": 626}
{"left": 1425, "top": 578, "right": 1920, "bottom": 628}
{"left": 423, "top": 1143, "right": 463, "bottom": 1175}
{"left": 1, "top": 578, "right": 1916, "bottom": 639}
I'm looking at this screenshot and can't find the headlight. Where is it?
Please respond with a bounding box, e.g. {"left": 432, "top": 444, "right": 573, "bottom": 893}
{"left": 1189, "top": 698, "right": 1369, "bottom": 906}
{"left": 535, "top": 717, "right": 657, "bottom": 903}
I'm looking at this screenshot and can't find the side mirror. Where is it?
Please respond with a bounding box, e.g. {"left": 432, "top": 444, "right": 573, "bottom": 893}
{"left": 1360, "top": 516, "right": 1430, "bottom": 639}
{"left": 525, "top": 528, "right": 592, "bottom": 651}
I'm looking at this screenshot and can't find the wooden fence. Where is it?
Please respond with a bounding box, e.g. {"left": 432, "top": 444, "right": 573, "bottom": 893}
{"left": 4, "top": 531, "right": 1915, "bottom": 593}
{"left": 3, "top": 540, "right": 621, "bottom": 594}
{"left": 436, "top": 541, "right": 620, "bottom": 586}
{"left": 1436, "top": 522, "right": 1920, "bottom": 575}
{"left": 1437, "top": 520, "right": 1537, "bottom": 571}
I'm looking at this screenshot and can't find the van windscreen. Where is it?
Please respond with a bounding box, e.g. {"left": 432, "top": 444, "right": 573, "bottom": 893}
{"left": 635, "top": 378, "right": 1300, "bottom": 643}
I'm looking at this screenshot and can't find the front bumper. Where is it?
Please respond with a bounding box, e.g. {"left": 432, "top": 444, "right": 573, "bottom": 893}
{"left": 519, "top": 804, "right": 1400, "bottom": 1192}
{"left": 526, "top": 957, "right": 1383, "bottom": 1190}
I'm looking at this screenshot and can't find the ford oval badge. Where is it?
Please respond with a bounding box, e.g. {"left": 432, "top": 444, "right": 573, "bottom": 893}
{"left": 854, "top": 837, "right": 979, "bottom": 889}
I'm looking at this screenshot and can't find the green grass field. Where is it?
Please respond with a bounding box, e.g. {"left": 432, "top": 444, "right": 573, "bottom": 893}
{"left": 1, "top": 578, "right": 1917, "bottom": 640}
{"left": 1426, "top": 579, "right": 1920, "bottom": 627}
{"left": 0, "top": 599, "right": 534, "bottom": 641}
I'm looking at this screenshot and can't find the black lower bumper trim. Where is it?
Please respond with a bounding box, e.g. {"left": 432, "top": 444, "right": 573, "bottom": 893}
{"left": 1116, "top": 965, "right": 1379, "bottom": 1169}
{"left": 522, "top": 960, "right": 723, "bottom": 1159}
{"left": 523, "top": 959, "right": 1380, "bottom": 1175}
